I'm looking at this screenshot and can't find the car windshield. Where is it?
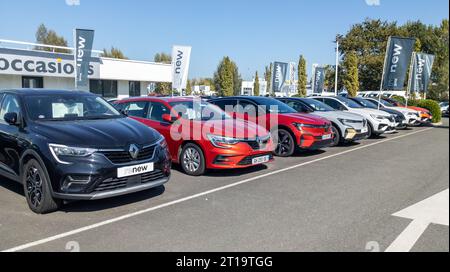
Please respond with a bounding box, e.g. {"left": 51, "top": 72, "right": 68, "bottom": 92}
{"left": 353, "top": 98, "right": 378, "bottom": 109}
{"left": 335, "top": 96, "right": 363, "bottom": 109}
{"left": 24, "top": 94, "right": 122, "bottom": 121}
{"left": 301, "top": 98, "right": 335, "bottom": 112}
{"left": 169, "top": 101, "right": 230, "bottom": 121}
{"left": 380, "top": 99, "right": 395, "bottom": 107}
{"left": 252, "top": 97, "right": 297, "bottom": 114}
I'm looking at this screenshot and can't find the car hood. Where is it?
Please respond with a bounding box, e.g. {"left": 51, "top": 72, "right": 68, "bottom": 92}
{"left": 198, "top": 118, "right": 269, "bottom": 139}
{"left": 279, "top": 112, "right": 330, "bottom": 125}
{"left": 351, "top": 108, "right": 392, "bottom": 117}
{"left": 311, "top": 111, "right": 364, "bottom": 121}
{"left": 30, "top": 117, "right": 161, "bottom": 148}
{"left": 389, "top": 106, "right": 417, "bottom": 114}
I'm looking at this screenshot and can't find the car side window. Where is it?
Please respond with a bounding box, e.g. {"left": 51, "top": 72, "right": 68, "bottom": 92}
{"left": 237, "top": 100, "right": 258, "bottom": 116}
{"left": 286, "top": 101, "right": 307, "bottom": 113}
{"left": 212, "top": 100, "right": 237, "bottom": 112}
{"left": 0, "top": 94, "right": 21, "bottom": 124}
{"left": 323, "top": 99, "right": 344, "bottom": 110}
{"left": 147, "top": 102, "right": 170, "bottom": 122}
{"left": 123, "top": 101, "right": 149, "bottom": 118}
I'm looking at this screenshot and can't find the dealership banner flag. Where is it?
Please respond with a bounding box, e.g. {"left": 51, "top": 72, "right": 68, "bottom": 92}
{"left": 381, "top": 37, "right": 415, "bottom": 90}
{"left": 74, "top": 29, "right": 95, "bottom": 89}
{"left": 410, "top": 53, "right": 435, "bottom": 93}
{"left": 172, "top": 45, "right": 192, "bottom": 92}
{"left": 272, "top": 62, "right": 288, "bottom": 92}
{"left": 313, "top": 67, "right": 325, "bottom": 93}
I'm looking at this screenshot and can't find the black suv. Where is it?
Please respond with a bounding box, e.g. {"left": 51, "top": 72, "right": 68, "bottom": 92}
{"left": 0, "top": 89, "right": 171, "bottom": 214}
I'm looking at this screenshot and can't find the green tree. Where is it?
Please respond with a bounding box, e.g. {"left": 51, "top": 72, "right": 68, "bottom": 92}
{"left": 297, "top": 55, "right": 307, "bottom": 97}
{"left": 153, "top": 52, "right": 172, "bottom": 95}
{"left": 342, "top": 51, "right": 359, "bottom": 97}
{"left": 213, "top": 57, "right": 235, "bottom": 97}
{"left": 254, "top": 71, "right": 260, "bottom": 96}
{"left": 35, "top": 24, "right": 70, "bottom": 53}
{"left": 429, "top": 20, "right": 449, "bottom": 101}
{"left": 102, "top": 47, "right": 128, "bottom": 59}
{"left": 185, "top": 79, "right": 192, "bottom": 96}
{"left": 339, "top": 19, "right": 399, "bottom": 91}
{"left": 264, "top": 64, "right": 273, "bottom": 96}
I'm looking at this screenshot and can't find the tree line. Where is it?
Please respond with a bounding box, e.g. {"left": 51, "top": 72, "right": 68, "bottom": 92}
{"left": 33, "top": 18, "right": 448, "bottom": 100}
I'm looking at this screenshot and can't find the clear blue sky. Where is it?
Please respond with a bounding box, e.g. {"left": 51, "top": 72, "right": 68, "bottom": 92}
{"left": 0, "top": 0, "right": 448, "bottom": 80}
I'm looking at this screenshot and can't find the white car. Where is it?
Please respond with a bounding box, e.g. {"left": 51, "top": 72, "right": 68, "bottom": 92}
{"left": 365, "top": 98, "right": 421, "bottom": 126}
{"left": 277, "top": 97, "right": 369, "bottom": 146}
{"left": 440, "top": 102, "right": 449, "bottom": 116}
{"left": 313, "top": 96, "right": 396, "bottom": 138}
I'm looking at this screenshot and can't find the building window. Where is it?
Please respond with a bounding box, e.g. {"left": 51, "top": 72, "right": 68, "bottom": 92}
{"left": 22, "top": 76, "right": 43, "bottom": 88}
{"left": 89, "top": 80, "right": 118, "bottom": 98}
{"left": 129, "top": 81, "right": 141, "bottom": 97}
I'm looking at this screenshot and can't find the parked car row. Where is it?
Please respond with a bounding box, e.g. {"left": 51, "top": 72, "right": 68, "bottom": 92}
{"left": 0, "top": 89, "right": 430, "bottom": 214}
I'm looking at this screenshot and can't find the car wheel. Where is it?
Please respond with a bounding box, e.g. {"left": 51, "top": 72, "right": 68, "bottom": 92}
{"left": 23, "top": 159, "right": 61, "bottom": 214}
{"left": 367, "top": 123, "right": 373, "bottom": 138}
{"left": 331, "top": 125, "right": 341, "bottom": 147}
{"left": 180, "top": 143, "right": 206, "bottom": 176}
{"left": 274, "top": 129, "right": 295, "bottom": 157}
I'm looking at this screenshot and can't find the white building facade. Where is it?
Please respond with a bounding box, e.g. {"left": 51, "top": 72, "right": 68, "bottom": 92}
{"left": 240, "top": 79, "right": 268, "bottom": 96}
{"left": 0, "top": 40, "right": 172, "bottom": 99}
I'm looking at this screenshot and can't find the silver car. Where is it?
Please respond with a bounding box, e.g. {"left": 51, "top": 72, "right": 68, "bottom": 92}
{"left": 277, "top": 98, "right": 369, "bottom": 146}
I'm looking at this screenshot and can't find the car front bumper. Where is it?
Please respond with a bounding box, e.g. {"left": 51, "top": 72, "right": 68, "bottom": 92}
{"left": 49, "top": 144, "right": 172, "bottom": 201}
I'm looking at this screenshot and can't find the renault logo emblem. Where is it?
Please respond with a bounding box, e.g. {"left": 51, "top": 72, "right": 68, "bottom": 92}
{"left": 129, "top": 144, "right": 140, "bottom": 160}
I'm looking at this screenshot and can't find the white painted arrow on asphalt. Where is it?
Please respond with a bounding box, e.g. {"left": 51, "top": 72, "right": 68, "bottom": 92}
{"left": 386, "top": 189, "right": 449, "bottom": 252}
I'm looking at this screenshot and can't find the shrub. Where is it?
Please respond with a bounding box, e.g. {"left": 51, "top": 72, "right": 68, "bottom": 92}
{"left": 391, "top": 95, "right": 406, "bottom": 105}
{"left": 415, "top": 99, "right": 442, "bottom": 123}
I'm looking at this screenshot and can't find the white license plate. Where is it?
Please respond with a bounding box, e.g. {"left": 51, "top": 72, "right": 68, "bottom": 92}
{"left": 361, "top": 127, "right": 368, "bottom": 133}
{"left": 117, "top": 162, "right": 154, "bottom": 178}
{"left": 252, "top": 155, "right": 270, "bottom": 165}
{"left": 322, "top": 134, "right": 332, "bottom": 140}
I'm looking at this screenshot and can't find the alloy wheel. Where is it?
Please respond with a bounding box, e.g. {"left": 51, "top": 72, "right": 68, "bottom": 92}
{"left": 276, "top": 130, "right": 293, "bottom": 156}
{"left": 26, "top": 166, "right": 43, "bottom": 208}
{"left": 183, "top": 147, "right": 201, "bottom": 173}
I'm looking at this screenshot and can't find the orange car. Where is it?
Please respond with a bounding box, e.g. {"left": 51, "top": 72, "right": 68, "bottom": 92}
{"left": 383, "top": 97, "right": 433, "bottom": 124}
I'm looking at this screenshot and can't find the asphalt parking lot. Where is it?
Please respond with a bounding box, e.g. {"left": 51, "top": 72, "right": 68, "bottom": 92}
{"left": 0, "top": 119, "right": 448, "bottom": 252}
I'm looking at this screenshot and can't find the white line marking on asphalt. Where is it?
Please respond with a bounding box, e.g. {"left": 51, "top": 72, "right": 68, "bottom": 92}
{"left": 385, "top": 189, "right": 449, "bottom": 252}
{"left": 2, "top": 127, "right": 434, "bottom": 252}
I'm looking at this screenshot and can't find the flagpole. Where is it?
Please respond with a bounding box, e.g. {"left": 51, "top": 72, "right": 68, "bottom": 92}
{"left": 378, "top": 37, "right": 391, "bottom": 110}
{"left": 334, "top": 37, "right": 340, "bottom": 96}
{"left": 406, "top": 52, "right": 416, "bottom": 107}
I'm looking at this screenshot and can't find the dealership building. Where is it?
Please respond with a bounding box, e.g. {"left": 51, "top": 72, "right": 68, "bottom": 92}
{"left": 0, "top": 40, "right": 172, "bottom": 98}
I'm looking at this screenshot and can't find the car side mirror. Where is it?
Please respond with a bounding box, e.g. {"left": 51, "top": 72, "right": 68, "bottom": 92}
{"left": 120, "top": 109, "right": 128, "bottom": 116}
{"left": 162, "top": 114, "right": 179, "bottom": 123}
{"left": 4, "top": 112, "right": 20, "bottom": 126}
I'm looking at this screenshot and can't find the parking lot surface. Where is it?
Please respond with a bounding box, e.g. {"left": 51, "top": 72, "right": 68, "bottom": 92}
{"left": 0, "top": 119, "right": 448, "bottom": 252}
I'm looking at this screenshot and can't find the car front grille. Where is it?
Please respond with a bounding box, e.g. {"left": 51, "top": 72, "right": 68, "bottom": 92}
{"left": 243, "top": 135, "right": 271, "bottom": 150}
{"left": 100, "top": 145, "right": 156, "bottom": 164}
{"left": 94, "top": 169, "right": 165, "bottom": 193}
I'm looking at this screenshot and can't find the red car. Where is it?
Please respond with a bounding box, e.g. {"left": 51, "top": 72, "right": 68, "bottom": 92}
{"left": 209, "top": 96, "right": 333, "bottom": 157}
{"left": 114, "top": 97, "right": 274, "bottom": 176}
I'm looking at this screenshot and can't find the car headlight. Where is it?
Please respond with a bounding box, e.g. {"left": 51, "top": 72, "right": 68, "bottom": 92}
{"left": 370, "top": 114, "right": 389, "bottom": 121}
{"left": 207, "top": 134, "right": 240, "bottom": 149}
{"left": 407, "top": 112, "right": 420, "bottom": 117}
{"left": 293, "top": 123, "right": 320, "bottom": 131}
{"left": 338, "top": 119, "right": 360, "bottom": 127}
{"left": 157, "top": 135, "right": 168, "bottom": 149}
{"left": 49, "top": 144, "right": 97, "bottom": 164}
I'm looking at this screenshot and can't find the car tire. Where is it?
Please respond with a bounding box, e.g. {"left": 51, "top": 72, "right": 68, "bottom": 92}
{"left": 367, "top": 123, "right": 374, "bottom": 138}
{"left": 331, "top": 125, "right": 341, "bottom": 147}
{"left": 180, "top": 143, "right": 206, "bottom": 176}
{"left": 22, "top": 159, "right": 61, "bottom": 214}
{"left": 273, "top": 129, "right": 295, "bottom": 157}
